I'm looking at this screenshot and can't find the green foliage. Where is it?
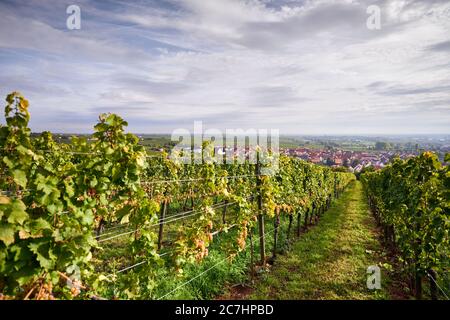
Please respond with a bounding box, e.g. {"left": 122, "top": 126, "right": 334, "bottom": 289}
{"left": 361, "top": 152, "right": 449, "bottom": 278}
{"left": 375, "top": 141, "right": 391, "bottom": 150}
{"left": 0, "top": 93, "right": 159, "bottom": 299}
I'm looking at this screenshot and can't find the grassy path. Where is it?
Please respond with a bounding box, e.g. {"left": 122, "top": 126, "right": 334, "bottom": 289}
{"left": 248, "top": 180, "right": 394, "bottom": 300}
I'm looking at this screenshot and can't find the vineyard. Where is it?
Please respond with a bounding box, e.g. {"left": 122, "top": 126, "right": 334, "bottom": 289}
{"left": 0, "top": 92, "right": 354, "bottom": 300}
{"left": 361, "top": 153, "right": 450, "bottom": 299}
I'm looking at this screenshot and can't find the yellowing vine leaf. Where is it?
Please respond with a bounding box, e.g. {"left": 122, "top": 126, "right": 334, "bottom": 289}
{"left": 0, "top": 223, "right": 15, "bottom": 246}
{"left": 12, "top": 169, "right": 27, "bottom": 188}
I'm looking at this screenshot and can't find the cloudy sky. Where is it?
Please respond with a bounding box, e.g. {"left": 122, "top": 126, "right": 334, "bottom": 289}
{"left": 0, "top": 0, "right": 449, "bottom": 134}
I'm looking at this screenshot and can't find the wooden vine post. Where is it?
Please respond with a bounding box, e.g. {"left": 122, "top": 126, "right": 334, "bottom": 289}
{"left": 222, "top": 143, "right": 228, "bottom": 224}
{"left": 249, "top": 229, "right": 255, "bottom": 279}
{"left": 222, "top": 201, "right": 228, "bottom": 224}
{"left": 334, "top": 176, "right": 337, "bottom": 199}
{"left": 304, "top": 207, "right": 309, "bottom": 229}
{"left": 272, "top": 211, "right": 280, "bottom": 259}
{"left": 157, "top": 199, "right": 168, "bottom": 250}
{"left": 309, "top": 203, "right": 315, "bottom": 225}
{"left": 256, "top": 153, "right": 266, "bottom": 265}
{"left": 414, "top": 187, "right": 423, "bottom": 300}
{"left": 286, "top": 213, "right": 293, "bottom": 242}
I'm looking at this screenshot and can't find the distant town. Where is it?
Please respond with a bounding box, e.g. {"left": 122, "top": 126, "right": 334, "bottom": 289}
{"left": 278, "top": 136, "right": 450, "bottom": 171}
{"left": 281, "top": 148, "right": 416, "bottom": 172}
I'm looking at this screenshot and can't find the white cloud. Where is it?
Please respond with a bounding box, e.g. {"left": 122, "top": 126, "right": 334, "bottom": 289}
{"left": 0, "top": 0, "right": 449, "bottom": 134}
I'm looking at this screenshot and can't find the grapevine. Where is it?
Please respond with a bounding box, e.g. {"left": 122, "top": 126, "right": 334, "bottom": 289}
{"left": 0, "top": 92, "right": 355, "bottom": 299}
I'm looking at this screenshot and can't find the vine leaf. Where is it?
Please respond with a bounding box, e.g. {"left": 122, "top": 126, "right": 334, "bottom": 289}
{"left": 0, "top": 223, "right": 15, "bottom": 246}
{"left": 8, "top": 205, "right": 28, "bottom": 224}
{"left": 0, "top": 196, "right": 11, "bottom": 205}
{"left": 28, "top": 240, "right": 56, "bottom": 269}
{"left": 12, "top": 169, "right": 27, "bottom": 187}
{"left": 7, "top": 201, "right": 29, "bottom": 225}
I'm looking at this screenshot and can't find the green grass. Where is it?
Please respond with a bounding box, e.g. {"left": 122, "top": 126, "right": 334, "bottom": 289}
{"left": 249, "top": 181, "right": 394, "bottom": 300}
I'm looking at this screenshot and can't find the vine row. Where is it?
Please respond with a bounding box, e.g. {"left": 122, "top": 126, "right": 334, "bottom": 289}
{"left": 0, "top": 92, "right": 354, "bottom": 299}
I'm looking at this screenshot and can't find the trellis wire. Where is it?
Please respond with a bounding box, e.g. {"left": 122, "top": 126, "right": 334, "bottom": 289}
{"left": 427, "top": 271, "right": 450, "bottom": 300}
{"left": 93, "top": 207, "right": 199, "bottom": 240}
{"left": 106, "top": 251, "right": 171, "bottom": 277}
{"left": 95, "top": 200, "right": 234, "bottom": 239}
{"left": 97, "top": 201, "right": 237, "bottom": 243}
{"left": 141, "top": 174, "right": 257, "bottom": 185}
{"left": 98, "top": 193, "right": 252, "bottom": 239}
{"left": 211, "top": 224, "right": 237, "bottom": 236}
{"left": 157, "top": 226, "right": 275, "bottom": 300}
{"left": 107, "top": 223, "right": 239, "bottom": 277}
{"left": 97, "top": 205, "right": 201, "bottom": 239}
